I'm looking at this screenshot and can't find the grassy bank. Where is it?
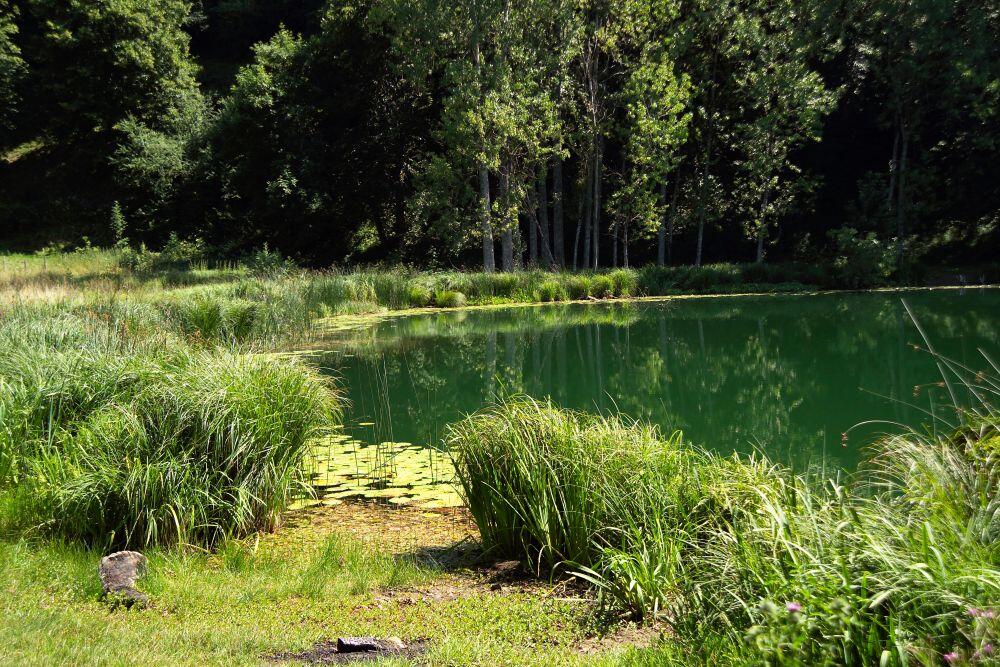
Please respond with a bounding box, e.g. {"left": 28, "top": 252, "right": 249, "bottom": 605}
{"left": 5, "top": 249, "right": 998, "bottom": 350}
{"left": 1, "top": 504, "right": 653, "bottom": 666}
{"left": 449, "top": 382, "right": 999, "bottom": 664}
{"left": 1, "top": 249, "right": 962, "bottom": 344}
{"left": 0, "top": 305, "right": 338, "bottom": 548}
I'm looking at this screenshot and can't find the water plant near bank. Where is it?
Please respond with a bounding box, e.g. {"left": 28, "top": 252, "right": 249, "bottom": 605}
{"left": 448, "top": 343, "right": 1000, "bottom": 665}
{"left": 0, "top": 306, "right": 339, "bottom": 548}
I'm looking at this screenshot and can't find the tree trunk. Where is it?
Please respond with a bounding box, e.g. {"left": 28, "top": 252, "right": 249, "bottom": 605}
{"left": 582, "top": 158, "right": 593, "bottom": 270}
{"left": 668, "top": 177, "right": 679, "bottom": 263}
{"left": 887, "top": 120, "right": 900, "bottom": 215}
{"left": 573, "top": 186, "right": 583, "bottom": 271}
{"left": 695, "top": 47, "right": 719, "bottom": 268}
{"left": 592, "top": 137, "right": 603, "bottom": 269}
{"left": 612, "top": 225, "right": 618, "bottom": 268}
{"left": 896, "top": 125, "right": 909, "bottom": 263}
{"left": 755, "top": 190, "right": 770, "bottom": 264}
{"left": 472, "top": 35, "right": 494, "bottom": 273}
{"left": 536, "top": 166, "right": 555, "bottom": 268}
{"left": 528, "top": 188, "right": 538, "bottom": 266}
{"left": 502, "top": 226, "right": 514, "bottom": 271}
{"left": 657, "top": 182, "right": 667, "bottom": 267}
{"left": 552, "top": 159, "right": 565, "bottom": 267}
{"left": 479, "top": 165, "right": 495, "bottom": 272}
{"left": 500, "top": 170, "right": 514, "bottom": 272}
{"left": 623, "top": 220, "right": 629, "bottom": 268}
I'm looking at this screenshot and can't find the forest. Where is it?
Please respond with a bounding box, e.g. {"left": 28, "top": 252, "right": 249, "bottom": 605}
{"left": 1, "top": 2, "right": 1000, "bottom": 664}
{"left": 1, "top": 0, "right": 998, "bottom": 271}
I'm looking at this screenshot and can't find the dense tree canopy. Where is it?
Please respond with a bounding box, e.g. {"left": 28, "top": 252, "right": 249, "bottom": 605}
{"left": 0, "top": 0, "right": 997, "bottom": 269}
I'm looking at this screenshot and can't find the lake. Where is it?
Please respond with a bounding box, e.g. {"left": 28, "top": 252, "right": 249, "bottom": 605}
{"left": 312, "top": 287, "right": 999, "bottom": 472}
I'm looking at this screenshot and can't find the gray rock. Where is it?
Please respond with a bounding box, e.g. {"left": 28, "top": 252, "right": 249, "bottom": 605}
{"left": 99, "top": 551, "right": 148, "bottom": 607}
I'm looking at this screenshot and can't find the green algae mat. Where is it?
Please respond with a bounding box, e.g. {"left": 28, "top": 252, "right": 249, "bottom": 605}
{"left": 296, "top": 431, "right": 462, "bottom": 510}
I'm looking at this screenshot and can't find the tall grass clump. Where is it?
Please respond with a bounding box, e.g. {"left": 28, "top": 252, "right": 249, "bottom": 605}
{"left": 0, "top": 306, "right": 340, "bottom": 548}
{"left": 450, "top": 341, "right": 1000, "bottom": 666}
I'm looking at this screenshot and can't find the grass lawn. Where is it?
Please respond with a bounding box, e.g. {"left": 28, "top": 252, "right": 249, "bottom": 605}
{"left": 0, "top": 503, "right": 681, "bottom": 666}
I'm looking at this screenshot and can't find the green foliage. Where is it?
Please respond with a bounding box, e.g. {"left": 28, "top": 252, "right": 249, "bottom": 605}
{"left": 433, "top": 290, "right": 467, "bottom": 308}
{"left": 0, "top": 0, "right": 26, "bottom": 137}
{"left": 0, "top": 307, "right": 339, "bottom": 548}
{"left": 828, "top": 227, "right": 896, "bottom": 289}
{"left": 450, "top": 359, "right": 1000, "bottom": 664}
{"left": 246, "top": 244, "right": 297, "bottom": 278}
{"left": 535, "top": 280, "right": 567, "bottom": 302}
{"left": 21, "top": 0, "right": 201, "bottom": 142}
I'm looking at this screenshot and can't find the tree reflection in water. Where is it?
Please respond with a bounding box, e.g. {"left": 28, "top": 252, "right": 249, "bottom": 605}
{"left": 309, "top": 289, "right": 1000, "bottom": 470}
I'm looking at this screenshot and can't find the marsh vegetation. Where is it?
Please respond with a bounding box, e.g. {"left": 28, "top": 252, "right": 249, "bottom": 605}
{"left": 0, "top": 251, "right": 997, "bottom": 665}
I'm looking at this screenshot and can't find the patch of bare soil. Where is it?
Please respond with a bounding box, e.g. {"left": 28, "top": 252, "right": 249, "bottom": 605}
{"left": 281, "top": 501, "right": 478, "bottom": 557}
{"left": 575, "top": 622, "right": 669, "bottom": 655}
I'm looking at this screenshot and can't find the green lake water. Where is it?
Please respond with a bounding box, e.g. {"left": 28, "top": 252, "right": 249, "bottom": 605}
{"left": 313, "top": 288, "right": 999, "bottom": 471}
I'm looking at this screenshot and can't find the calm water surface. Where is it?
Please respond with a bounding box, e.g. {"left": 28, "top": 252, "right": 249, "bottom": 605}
{"left": 313, "top": 288, "right": 999, "bottom": 470}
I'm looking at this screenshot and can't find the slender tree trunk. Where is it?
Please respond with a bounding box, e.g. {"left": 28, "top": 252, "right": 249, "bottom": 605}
{"left": 755, "top": 224, "right": 765, "bottom": 263}
{"left": 657, "top": 182, "right": 667, "bottom": 267}
{"left": 536, "top": 166, "right": 554, "bottom": 268}
{"left": 472, "top": 35, "right": 494, "bottom": 273}
{"left": 592, "top": 137, "right": 603, "bottom": 269}
{"left": 887, "top": 119, "right": 900, "bottom": 216}
{"left": 668, "top": 177, "right": 679, "bottom": 263}
{"left": 695, "top": 47, "right": 719, "bottom": 268}
{"left": 755, "top": 190, "right": 770, "bottom": 264}
{"left": 528, "top": 189, "right": 538, "bottom": 266}
{"left": 612, "top": 225, "right": 618, "bottom": 268}
{"left": 479, "top": 166, "right": 494, "bottom": 272}
{"left": 573, "top": 189, "right": 583, "bottom": 271}
{"left": 623, "top": 220, "right": 629, "bottom": 268}
{"left": 695, "top": 158, "right": 708, "bottom": 267}
{"left": 582, "top": 158, "right": 593, "bottom": 270}
{"left": 552, "top": 159, "right": 565, "bottom": 267}
{"left": 500, "top": 170, "right": 514, "bottom": 272}
{"left": 896, "top": 124, "right": 909, "bottom": 263}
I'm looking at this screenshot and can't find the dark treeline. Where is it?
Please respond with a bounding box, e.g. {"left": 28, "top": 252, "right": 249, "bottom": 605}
{"left": 1, "top": 0, "right": 997, "bottom": 270}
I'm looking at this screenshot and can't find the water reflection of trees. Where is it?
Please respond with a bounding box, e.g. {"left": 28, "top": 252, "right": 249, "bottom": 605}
{"left": 310, "top": 290, "right": 999, "bottom": 469}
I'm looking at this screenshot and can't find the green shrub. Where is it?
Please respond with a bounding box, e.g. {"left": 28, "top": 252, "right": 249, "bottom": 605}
{"left": 247, "top": 244, "right": 296, "bottom": 277}
{"left": 159, "top": 233, "right": 207, "bottom": 269}
{"left": 536, "top": 280, "right": 566, "bottom": 302}
{"left": 369, "top": 272, "right": 412, "bottom": 309}
{"left": 636, "top": 266, "right": 682, "bottom": 294}
{"left": 0, "top": 308, "right": 340, "bottom": 548}
{"left": 607, "top": 269, "right": 639, "bottom": 297}
{"left": 567, "top": 275, "right": 592, "bottom": 299}
{"left": 434, "top": 290, "right": 467, "bottom": 308}
{"left": 590, "top": 274, "right": 615, "bottom": 298}
{"left": 828, "top": 227, "right": 896, "bottom": 288}
{"left": 450, "top": 381, "right": 1000, "bottom": 663}
{"left": 407, "top": 284, "right": 432, "bottom": 307}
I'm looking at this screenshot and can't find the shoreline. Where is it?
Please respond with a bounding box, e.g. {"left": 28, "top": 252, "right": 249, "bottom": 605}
{"left": 311, "top": 282, "right": 1000, "bottom": 336}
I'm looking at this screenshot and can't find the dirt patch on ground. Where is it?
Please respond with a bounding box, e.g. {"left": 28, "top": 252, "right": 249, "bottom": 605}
{"left": 268, "top": 639, "right": 430, "bottom": 664}
{"left": 282, "top": 501, "right": 478, "bottom": 556}
{"left": 575, "top": 622, "right": 669, "bottom": 655}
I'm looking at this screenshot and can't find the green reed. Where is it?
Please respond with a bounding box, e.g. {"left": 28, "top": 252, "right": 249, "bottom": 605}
{"left": 448, "top": 365, "right": 999, "bottom": 665}
{"left": 0, "top": 305, "right": 340, "bottom": 548}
